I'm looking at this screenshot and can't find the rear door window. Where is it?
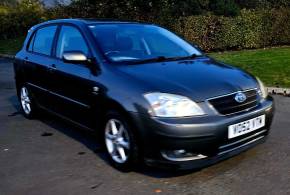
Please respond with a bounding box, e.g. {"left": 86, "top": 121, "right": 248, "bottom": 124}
{"left": 32, "top": 25, "right": 57, "bottom": 56}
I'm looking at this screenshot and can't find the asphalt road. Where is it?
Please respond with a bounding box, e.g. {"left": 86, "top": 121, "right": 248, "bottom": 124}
{"left": 0, "top": 58, "right": 290, "bottom": 195}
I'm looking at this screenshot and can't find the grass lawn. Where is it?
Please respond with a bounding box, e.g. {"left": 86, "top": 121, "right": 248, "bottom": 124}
{"left": 0, "top": 37, "right": 25, "bottom": 55}
{"left": 209, "top": 47, "right": 290, "bottom": 88}
{"left": 0, "top": 37, "right": 290, "bottom": 87}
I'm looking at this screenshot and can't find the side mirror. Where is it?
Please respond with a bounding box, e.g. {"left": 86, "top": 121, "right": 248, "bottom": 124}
{"left": 63, "top": 51, "right": 88, "bottom": 64}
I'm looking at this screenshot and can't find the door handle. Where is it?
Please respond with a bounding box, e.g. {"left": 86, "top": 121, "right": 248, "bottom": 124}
{"left": 23, "top": 57, "right": 30, "bottom": 64}
{"left": 48, "top": 64, "right": 57, "bottom": 72}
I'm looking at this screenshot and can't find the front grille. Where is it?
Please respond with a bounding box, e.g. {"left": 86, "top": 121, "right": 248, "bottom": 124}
{"left": 208, "top": 89, "right": 259, "bottom": 115}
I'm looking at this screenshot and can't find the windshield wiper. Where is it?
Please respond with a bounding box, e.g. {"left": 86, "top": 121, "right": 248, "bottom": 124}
{"left": 170, "top": 54, "right": 202, "bottom": 61}
{"left": 125, "top": 56, "right": 169, "bottom": 64}
{"left": 122, "top": 54, "right": 203, "bottom": 65}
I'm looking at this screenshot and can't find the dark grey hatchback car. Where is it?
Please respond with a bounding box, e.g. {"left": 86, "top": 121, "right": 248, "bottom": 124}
{"left": 14, "top": 19, "right": 274, "bottom": 170}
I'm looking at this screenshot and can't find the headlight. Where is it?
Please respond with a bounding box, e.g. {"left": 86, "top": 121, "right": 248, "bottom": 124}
{"left": 257, "top": 78, "right": 268, "bottom": 98}
{"left": 144, "top": 93, "right": 206, "bottom": 117}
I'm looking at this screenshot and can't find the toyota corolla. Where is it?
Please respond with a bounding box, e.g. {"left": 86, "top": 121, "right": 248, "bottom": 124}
{"left": 14, "top": 19, "right": 274, "bottom": 170}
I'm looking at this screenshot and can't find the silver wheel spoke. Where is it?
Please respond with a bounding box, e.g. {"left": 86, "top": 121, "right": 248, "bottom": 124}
{"left": 106, "top": 140, "right": 114, "bottom": 153}
{"left": 117, "top": 146, "right": 126, "bottom": 161}
{"left": 26, "top": 103, "right": 31, "bottom": 112}
{"left": 105, "top": 133, "right": 116, "bottom": 140}
{"left": 117, "top": 125, "right": 124, "bottom": 136}
{"left": 118, "top": 140, "right": 129, "bottom": 149}
{"left": 21, "top": 88, "right": 26, "bottom": 96}
{"left": 24, "top": 97, "right": 30, "bottom": 103}
{"left": 110, "top": 120, "right": 118, "bottom": 135}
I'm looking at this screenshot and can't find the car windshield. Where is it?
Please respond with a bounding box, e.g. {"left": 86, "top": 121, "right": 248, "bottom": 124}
{"left": 89, "top": 24, "right": 202, "bottom": 63}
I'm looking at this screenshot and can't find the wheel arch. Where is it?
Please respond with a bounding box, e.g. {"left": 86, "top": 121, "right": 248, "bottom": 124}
{"left": 98, "top": 98, "right": 145, "bottom": 156}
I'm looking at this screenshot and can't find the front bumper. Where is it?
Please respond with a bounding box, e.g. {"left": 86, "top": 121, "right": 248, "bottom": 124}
{"left": 130, "top": 96, "right": 274, "bottom": 170}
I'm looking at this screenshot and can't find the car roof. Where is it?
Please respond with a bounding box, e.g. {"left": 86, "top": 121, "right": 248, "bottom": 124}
{"left": 76, "top": 18, "right": 141, "bottom": 24}
{"left": 30, "top": 18, "right": 152, "bottom": 30}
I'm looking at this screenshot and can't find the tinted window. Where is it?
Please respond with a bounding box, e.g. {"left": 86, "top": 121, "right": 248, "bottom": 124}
{"left": 56, "top": 26, "right": 89, "bottom": 58}
{"left": 89, "top": 24, "right": 202, "bottom": 62}
{"left": 33, "top": 25, "right": 57, "bottom": 56}
{"left": 146, "top": 34, "right": 183, "bottom": 55}
{"left": 28, "top": 33, "right": 36, "bottom": 52}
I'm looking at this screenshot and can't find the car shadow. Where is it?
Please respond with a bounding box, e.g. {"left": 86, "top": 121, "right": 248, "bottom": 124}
{"left": 8, "top": 94, "right": 237, "bottom": 179}
{"left": 8, "top": 95, "right": 106, "bottom": 157}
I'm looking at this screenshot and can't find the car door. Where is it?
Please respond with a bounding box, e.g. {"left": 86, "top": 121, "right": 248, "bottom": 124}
{"left": 23, "top": 25, "right": 58, "bottom": 107}
{"left": 48, "top": 25, "right": 97, "bottom": 127}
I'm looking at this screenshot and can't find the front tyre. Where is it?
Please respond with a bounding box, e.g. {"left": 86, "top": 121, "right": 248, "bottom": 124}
{"left": 104, "top": 111, "right": 140, "bottom": 171}
{"left": 18, "top": 85, "right": 38, "bottom": 119}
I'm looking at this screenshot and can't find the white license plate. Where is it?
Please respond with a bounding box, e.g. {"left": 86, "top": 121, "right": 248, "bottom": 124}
{"left": 228, "top": 115, "right": 265, "bottom": 139}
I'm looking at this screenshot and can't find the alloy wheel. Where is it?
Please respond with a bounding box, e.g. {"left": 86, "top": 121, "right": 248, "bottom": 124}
{"left": 20, "top": 86, "right": 31, "bottom": 115}
{"left": 105, "top": 119, "right": 131, "bottom": 164}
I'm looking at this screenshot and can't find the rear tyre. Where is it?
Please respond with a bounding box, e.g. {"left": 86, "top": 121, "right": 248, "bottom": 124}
{"left": 18, "top": 84, "right": 38, "bottom": 119}
{"left": 103, "top": 111, "right": 140, "bottom": 171}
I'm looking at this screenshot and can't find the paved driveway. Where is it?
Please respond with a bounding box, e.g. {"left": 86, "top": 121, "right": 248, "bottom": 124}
{"left": 0, "top": 58, "right": 289, "bottom": 195}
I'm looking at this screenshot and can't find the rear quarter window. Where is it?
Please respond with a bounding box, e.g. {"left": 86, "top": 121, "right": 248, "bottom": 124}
{"left": 27, "top": 32, "right": 35, "bottom": 52}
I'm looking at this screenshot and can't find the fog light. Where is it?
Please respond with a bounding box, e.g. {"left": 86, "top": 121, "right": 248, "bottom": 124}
{"left": 161, "top": 150, "right": 207, "bottom": 162}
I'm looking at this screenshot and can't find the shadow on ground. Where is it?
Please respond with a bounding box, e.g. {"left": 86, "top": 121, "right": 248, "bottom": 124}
{"left": 8, "top": 93, "right": 210, "bottom": 178}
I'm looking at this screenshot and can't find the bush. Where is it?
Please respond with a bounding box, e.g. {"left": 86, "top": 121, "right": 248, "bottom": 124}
{"left": 173, "top": 8, "right": 290, "bottom": 51}
{"left": 0, "top": 0, "right": 44, "bottom": 39}
{"left": 210, "top": 0, "right": 240, "bottom": 16}
{"left": 0, "top": 0, "right": 290, "bottom": 53}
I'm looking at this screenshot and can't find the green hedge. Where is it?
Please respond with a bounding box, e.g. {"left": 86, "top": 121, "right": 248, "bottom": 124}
{"left": 173, "top": 8, "right": 290, "bottom": 51}
{"left": 0, "top": 0, "right": 44, "bottom": 40}
{"left": 0, "top": 3, "right": 290, "bottom": 53}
